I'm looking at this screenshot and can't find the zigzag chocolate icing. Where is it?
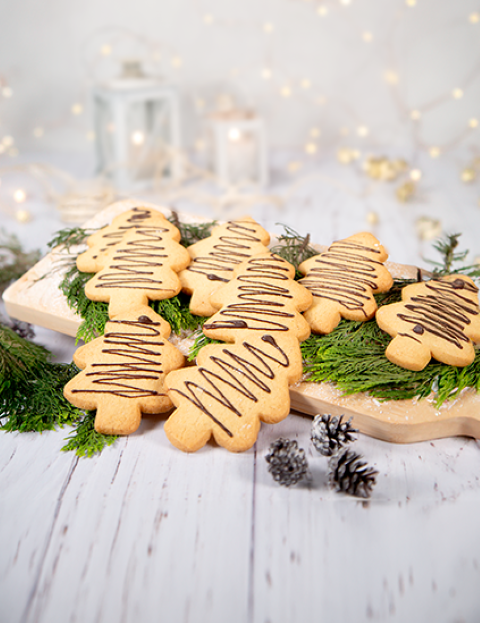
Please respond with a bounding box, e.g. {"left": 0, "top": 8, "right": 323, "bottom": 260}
{"left": 164, "top": 253, "right": 313, "bottom": 452}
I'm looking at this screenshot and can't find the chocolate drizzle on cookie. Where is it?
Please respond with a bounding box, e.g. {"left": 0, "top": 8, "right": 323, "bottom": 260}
{"left": 93, "top": 228, "right": 174, "bottom": 291}
{"left": 170, "top": 335, "right": 291, "bottom": 436}
{"left": 300, "top": 240, "right": 385, "bottom": 314}
{"left": 186, "top": 220, "right": 268, "bottom": 280}
{"left": 204, "top": 255, "right": 297, "bottom": 332}
{"left": 71, "top": 317, "right": 167, "bottom": 398}
{"left": 165, "top": 253, "right": 313, "bottom": 451}
{"left": 96, "top": 207, "right": 162, "bottom": 254}
{"left": 396, "top": 278, "right": 479, "bottom": 349}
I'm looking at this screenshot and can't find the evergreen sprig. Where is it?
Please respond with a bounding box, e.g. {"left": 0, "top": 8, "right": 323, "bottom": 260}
{"left": 188, "top": 331, "right": 221, "bottom": 361}
{"left": 62, "top": 411, "right": 118, "bottom": 458}
{"left": 0, "top": 230, "right": 41, "bottom": 294}
{"left": 270, "top": 224, "right": 318, "bottom": 278}
{"left": 47, "top": 226, "right": 92, "bottom": 252}
{"left": 427, "top": 233, "right": 480, "bottom": 280}
{"left": 59, "top": 265, "right": 109, "bottom": 343}
{"left": 151, "top": 293, "right": 206, "bottom": 335}
{"left": 168, "top": 212, "right": 216, "bottom": 247}
{"left": 0, "top": 324, "right": 83, "bottom": 432}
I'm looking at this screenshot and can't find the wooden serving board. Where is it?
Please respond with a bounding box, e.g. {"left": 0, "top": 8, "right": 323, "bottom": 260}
{"left": 4, "top": 199, "right": 480, "bottom": 443}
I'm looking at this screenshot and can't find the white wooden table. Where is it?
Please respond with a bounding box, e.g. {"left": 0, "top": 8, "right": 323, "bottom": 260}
{"left": 2, "top": 152, "right": 480, "bottom": 623}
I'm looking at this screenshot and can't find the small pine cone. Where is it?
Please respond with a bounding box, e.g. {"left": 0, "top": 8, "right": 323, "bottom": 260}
{"left": 265, "top": 438, "right": 308, "bottom": 487}
{"left": 9, "top": 320, "right": 35, "bottom": 340}
{"left": 311, "top": 414, "right": 358, "bottom": 457}
{"left": 328, "top": 448, "right": 378, "bottom": 499}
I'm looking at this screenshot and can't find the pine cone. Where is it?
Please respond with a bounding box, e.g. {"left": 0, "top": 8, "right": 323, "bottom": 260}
{"left": 328, "top": 448, "right": 378, "bottom": 498}
{"left": 311, "top": 414, "right": 358, "bottom": 457}
{"left": 265, "top": 438, "right": 308, "bottom": 487}
{"left": 9, "top": 320, "right": 35, "bottom": 340}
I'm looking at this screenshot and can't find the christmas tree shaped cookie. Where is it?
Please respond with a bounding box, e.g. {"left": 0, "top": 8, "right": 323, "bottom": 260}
{"left": 64, "top": 307, "right": 185, "bottom": 435}
{"left": 77, "top": 206, "right": 173, "bottom": 273}
{"left": 179, "top": 217, "right": 270, "bottom": 317}
{"left": 376, "top": 275, "right": 480, "bottom": 371}
{"left": 298, "top": 232, "right": 393, "bottom": 334}
{"left": 84, "top": 223, "right": 191, "bottom": 318}
{"left": 164, "top": 253, "right": 313, "bottom": 452}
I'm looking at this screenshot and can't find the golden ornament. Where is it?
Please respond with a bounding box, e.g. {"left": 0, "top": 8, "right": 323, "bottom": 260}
{"left": 461, "top": 168, "right": 476, "bottom": 183}
{"left": 415, "top": 217, "right": 442, "bottom": 241}
{"left": 337, "top": 148, "right": 358, "bottom": 165}
{"left": 396, "top": 181, "right": 416, "bottom": 203}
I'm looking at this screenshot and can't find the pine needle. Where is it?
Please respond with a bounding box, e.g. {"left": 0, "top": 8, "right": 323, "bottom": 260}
{"left": 270, "top": 224, "right": 318, "bottom": 278}
{"left": 426, "top": 233, "right": 480, "bottom": 281}
{"left": 168, "top": 212, "right": 216, "bottom": 247}
{"left": 62, "top": 411, "right": 118, "bottom": 458}
{"left": 0, "top": 324, "right": 84, "bottom": 432}
{"left": 188, "top": 331, "right": 221, "bottom": 361}
{"left": 47, "top": 226, "right": 93, "bottom": 252}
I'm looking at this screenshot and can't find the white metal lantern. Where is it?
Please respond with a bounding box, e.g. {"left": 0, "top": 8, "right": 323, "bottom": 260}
{"left": 93, "top": 61, "right": 181, "bottom": 191}
{"left": 211, "top": 110, "right": 268, "bottom": 187}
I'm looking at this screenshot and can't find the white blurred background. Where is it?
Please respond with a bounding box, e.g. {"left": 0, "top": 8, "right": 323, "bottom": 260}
{"left": 2, "top": 0, "right": 479, "bottom": 154}
{"left": 0, "top": 0, "right": 480, "bottom": 266}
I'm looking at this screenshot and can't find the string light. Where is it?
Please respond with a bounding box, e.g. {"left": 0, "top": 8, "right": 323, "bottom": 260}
{"left": 71, "top": 103, "right": 83, "bottom": 115}
{"left": 410, "top": 169, "right": 422, "bottom": 181}
{"left": 2, "top": 136, "right": 14, "bottom": 147}
{"left": 15, "top": 209, "right": 31, "bottom": 223}
{"left": 362, "top": 32, "right": 373, "bottom": 43}
{"left": 301, "top": 79, "right": 312, "bottom": 90}
{"left": 357, "top": 126, "right": 369, "bottom": 137}
{"left": 228, "top": 127, "right": 242, "bottom": 141}
{"left": 203, "top": 14, "right": 214, "bottom": 25}
{"left": 317, "top": 6, "right": 328, "bottom": 16}
{"left": 310, "top": 127, "right": 321, "bottom": 138}
{"left": 263, "top": 23, "right": 274, "bottom": 34}
{"left": 410, "top": 110, "right": 421, "bottom": 121}
{"left": 470, "top": 118, "right": 479, "bottom": 128}
{"left": 384, "top": 71, "right": 399, "bottom": 85}
{"left": 2, "top": 87, "right": 12, "bottom": 98}
{"left": 171, "top": 57, "right": 182, "bottom": 68}
{"left": 469, "top": 12, "right": 480, "bottom": 24}
{"left": 86, "top": 131, "right": 95, "bottom": 141}
{"left": 305, "top": 142, "right": 318, "bottom": 155}
{"left": 261, "top": 68, "right": 272, "bottom": 80}
{"left": 13, "top": 189, "right": 27, "bottom": 203}
{"left": 366, "top": 211, "right": 379, "bottom": 225}
{"left": 406, "top": 0, "right": 416, "bottom": 6}
{"left": 101, "top": 44, "right": 112, "bottom": 56}
{"left": 452, "top": 88, "right": 464, "bottom": 99}
{"left": 429, "top": 147, "right": 441, "bottom": 158}
{"left": 131, "top": 131, "right": 145, "bottom": 145}
{"left": 461, "top": 168, "right": 476, "bottom": 183}
{"left": 339, "top": 0, "right": 351, "bottom": 6}
{"left": 288, "top": 161, "right": 302, "bottom": 173}
{"left": 280, "top": 86, "right": 292, "bottom": 98}
{"left": 33, "top": 127, "right": 44, "bottom": 138}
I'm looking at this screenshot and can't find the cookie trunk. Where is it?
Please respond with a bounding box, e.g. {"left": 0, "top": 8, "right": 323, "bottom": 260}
{"left": 94, "top": 397, "right": 142, "bottom": 435}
